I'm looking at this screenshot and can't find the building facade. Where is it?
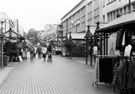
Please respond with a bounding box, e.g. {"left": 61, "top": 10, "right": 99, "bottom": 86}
{"left": 61, "top": 0, "right": 104, "bottom": 38}
{"left": 102, "top": 0, "right": 135, "bottom": 23}
{"left": 61, "top": 0, "right": 104, "bottom": 56}
{"left": 99, "top": 0, "right": 135, "bottom": 56}
{"left": 61, "top": 0, "right": 135, "bottom": 57}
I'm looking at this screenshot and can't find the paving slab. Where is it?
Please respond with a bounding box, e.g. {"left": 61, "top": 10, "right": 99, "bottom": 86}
{"left": 0, "top": 55, "right": 118, "bottom": 94}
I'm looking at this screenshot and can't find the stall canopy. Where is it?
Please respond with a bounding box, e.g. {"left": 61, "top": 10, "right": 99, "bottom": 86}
{"left": 96, "top": 12, "right": 135, "bottom": 32}
{"left": 3, "top": 28, "right": 24, "bottom": 41}
{"left": 68, "top": 27, "right": 96, "bottom": 40}
{"left": 68, "top": 33, "right": 85, "bottom": 40}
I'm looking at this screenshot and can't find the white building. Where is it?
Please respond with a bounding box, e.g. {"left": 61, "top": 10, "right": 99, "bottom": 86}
{"left": 44, "top": 24, "right": 58, "bottom": 41}
{"left": 0, "top": 12, "right": 8, "bottom": 34}
{"left": 96, "top": 0, "right": 135, "bottom": 56}
{"left": 102, "top": 0, "right": 135, "bottom": 23}
{"left": 61, "top": 0, "right": 103, "bottom": 39}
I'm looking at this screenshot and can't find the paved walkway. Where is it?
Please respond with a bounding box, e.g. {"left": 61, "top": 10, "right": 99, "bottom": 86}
{"left": 0, "top": 55, "right": 117, "bottom": 94}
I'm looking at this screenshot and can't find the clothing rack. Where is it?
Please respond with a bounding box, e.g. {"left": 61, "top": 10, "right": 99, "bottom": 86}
{"left": 93, "top": 55, "right": 118, "bottom": 88}
{"left": 93, "top": 54, "right": 135, "bottom": 93}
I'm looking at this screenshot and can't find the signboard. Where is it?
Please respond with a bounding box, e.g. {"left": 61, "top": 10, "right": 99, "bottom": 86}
{"left": 8, "top": 19, "right": 18, "bottom": 33}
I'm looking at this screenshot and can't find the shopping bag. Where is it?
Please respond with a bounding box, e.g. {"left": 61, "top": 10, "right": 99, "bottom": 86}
{"left": 19, "top": 56, "right": 23, "bottom": 62}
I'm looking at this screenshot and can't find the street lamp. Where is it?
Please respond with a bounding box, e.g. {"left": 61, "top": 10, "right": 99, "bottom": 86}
{"left": 59, "top": 25, "right": 63, "bottom": 56}
{"left": 0, "top": 20, "right": 4, "bottom": 68}
{"left": 65, "top": 32, "right": 68, "bottom": 56}
{"left": 69, "top": 32, "right": 72, "bottom": 59}
{"left": 84, "top": 25, "right": 92, "bottom": 65}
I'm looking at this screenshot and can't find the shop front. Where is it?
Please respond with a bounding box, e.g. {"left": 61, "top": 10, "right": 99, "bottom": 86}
{"left": 93, "top": 12, "right": 135, "bottom": 94}
{"left": 3, "top": 28, "right": 25, "bottom": 62}
{"left": 0, "top": 33, "right": 9, "bottom": 67}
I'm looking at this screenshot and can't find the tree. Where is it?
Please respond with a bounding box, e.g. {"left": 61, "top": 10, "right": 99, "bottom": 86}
{"left": 26, "top": 28, "right": 40, "bottom": 45}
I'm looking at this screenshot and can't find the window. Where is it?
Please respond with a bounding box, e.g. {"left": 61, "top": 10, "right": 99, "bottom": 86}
{"left": 103, "top": 15, "right": 105, "bottom": 22}
{"left": 94, "top": 15, "right": 99, "bottom": 23}
{"left": 88, "top": 2, "right": 92, "bottom": 12}
{"left": 133, "top": 3, "right": 135, "bottom": 11}
{"left": 76, "top": 24, "right": 80, "bottom": 32}
{"left": 88, "top": 11, "right": 92, "bottom": 20}
{"left": 120, "top": 8, "right": 122, "bottom": 14}
{"left": 110, "top": 12, "right": 112, "bottom": 21}
{"left": 88, "top": 19, "right": 92, "bottom": 25}
{"left": 111, "top": 11, "right": 115, "bottom": 20}
{"left": 107, "top": 0, "right": 116, "bottom": 5}
{"left": 124, "top": 7, "right": 126, "bottom": 14}
{"left": 107, "top": 13, "right": 110, "bottom": 22}
{"left": 103, "top": 0, "right": 105, "bottom": 7}
{"left": 80, "top": 22, "right": 85, "bottom": 32}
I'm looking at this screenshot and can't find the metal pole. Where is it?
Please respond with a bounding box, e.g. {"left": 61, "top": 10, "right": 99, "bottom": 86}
{"left": 86, "top": 38, "right": 88, "bottom": 64}
{"left": 90, "top": 37, "right": 92, "bottom": 66}
{"left": 85, "top": 0, "right": 88, "bottom": 64}
{"left": 1, "top": 21, "right": 4, "bottom": 68}
{"left": 69, "top": 32, "right": 72, "bottom": 59}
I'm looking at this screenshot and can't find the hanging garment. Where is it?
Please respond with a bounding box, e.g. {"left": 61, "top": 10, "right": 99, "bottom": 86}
{"left": 127, "top": 61, "right": 135, "bottom": 89}
{"left": 125, "top": 30, "right": 131, "bottom": 46}
{"left": 99, "top": 57, "right": 114, "bottom": 83}
{"left": 4, "top": 41, "right": 11, "bottom": 56}
{"left": 122, "top": 31, "right": 125, "bottom": 46}
{"left": 116, "top": 29, "right": 124, "bottom": 50}
{"left": 124, "top": 44, "right": 132, "bottom": 57}
{"left": 130, "top": 30, "right": 135, "bottom": 46}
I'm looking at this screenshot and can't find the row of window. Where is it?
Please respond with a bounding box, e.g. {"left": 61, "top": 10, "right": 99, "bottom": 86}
{"left": 107, "top": 1, "right": 135, "bottom": 22}
{"left": 62, "top": 0, "right": 101, "bottom": 33}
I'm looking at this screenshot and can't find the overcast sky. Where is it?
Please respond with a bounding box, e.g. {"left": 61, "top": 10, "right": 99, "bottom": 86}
{"left": 0, "top": 0, "right": 80, "bottom": 32}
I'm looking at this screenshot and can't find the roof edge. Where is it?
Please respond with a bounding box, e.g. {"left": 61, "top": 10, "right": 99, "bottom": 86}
{"left": 61, "top": 0, "right": 84, "bottom": 21}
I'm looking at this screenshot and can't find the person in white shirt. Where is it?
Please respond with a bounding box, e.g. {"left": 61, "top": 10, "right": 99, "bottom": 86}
{"left": 33, "top": 45, "right": 37, "bottom": 58}
{"left": 42, "top": 45, "right": 47, "bottom": 61}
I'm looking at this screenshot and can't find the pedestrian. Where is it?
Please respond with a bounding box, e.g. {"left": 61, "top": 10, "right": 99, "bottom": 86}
{"left": 42, "top": 45, "right": 47, "bottom": 61}
{"left": 33, "top": 45, "right": 37, "bottom": 58}
{"left": 36, "top": 44, "right": 42, "bottom": 59}
{"left": 47, "top": 44, "right": 53, "bottom": 62}
{"left": 29, "top": 45, "right": 35, "bottom": 60}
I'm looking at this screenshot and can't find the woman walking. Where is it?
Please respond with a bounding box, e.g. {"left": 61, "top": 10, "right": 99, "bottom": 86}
{"left": 42, "top": 45, "right": 47, "bottom": 61}
{"left": 47, "top": 44, "right": 53, "bottom": 62}
{"left": 29, "top": 45, "right": 35, "bottom": 60}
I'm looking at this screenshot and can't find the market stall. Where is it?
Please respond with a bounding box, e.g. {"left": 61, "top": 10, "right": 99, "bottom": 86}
{"left": 93, "top": 12, "right": 135, "bottom": 94}
{"left": 3, "top": 28, "right": 25, "bottom": 62}
{"left": 0, "top": 32, "right": 9, "bottom": 67}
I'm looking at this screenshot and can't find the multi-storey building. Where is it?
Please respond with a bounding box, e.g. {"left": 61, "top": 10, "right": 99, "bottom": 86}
{"left": 102, "top": 0, "right": 135, "bottom": 23}
{"left": 93, "top": 1, "right": 135, "bottom": 90}
{"left": 97, "top": 0, "right": 135, "bottom": 56}
{"left": 61, "top": 0, "right": 103, "bottom": 38}
{"left": 61, "top": 0, "right": 104, "bottom": 56}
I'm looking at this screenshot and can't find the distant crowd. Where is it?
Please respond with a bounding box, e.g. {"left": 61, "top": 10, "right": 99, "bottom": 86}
{"left": 28, "top": 43, "right": 53, "bottom": 62}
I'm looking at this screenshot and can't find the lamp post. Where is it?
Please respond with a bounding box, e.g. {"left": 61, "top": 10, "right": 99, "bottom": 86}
{"left": 69, "top": 32, "right": 72, "bottom": 59}
{"left": 0, "top": 21, "right": 4, "bottom": 68}
{"left": 84, "top": 25, "right": 92, "bottom": 65}
{"left": 65, "top": 32, "right": 68, "bottom": 56}
{"left": 59, "top": 25, "right": 63, "bottom": 56}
